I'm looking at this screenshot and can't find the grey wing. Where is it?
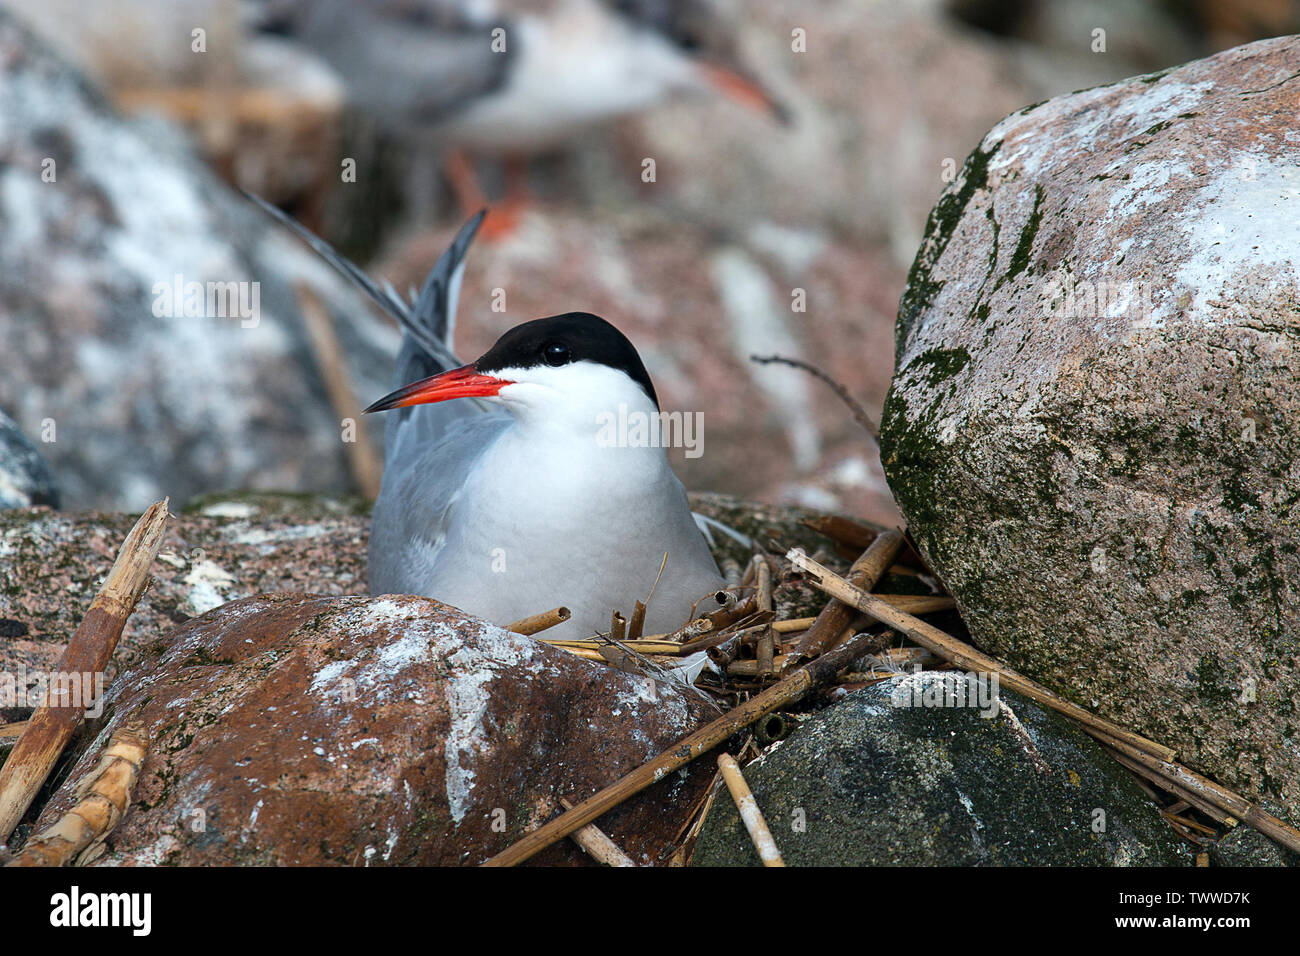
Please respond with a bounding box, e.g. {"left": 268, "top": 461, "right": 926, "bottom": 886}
{"left": 367, "top": 411, "right": 511, "bottom": 596}
{"left": 252, "top": 0, "right": 512, "bottom": 126}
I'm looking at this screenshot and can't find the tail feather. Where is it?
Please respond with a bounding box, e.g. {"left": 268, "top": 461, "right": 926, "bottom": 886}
{"left": 243, "top": 191, "right": 484, "bottom": 376}
{"left": 409, "top": 208, "right": 484, "bottom": 362}
{"left": 247, "top": 192, "right": 494, "bottom": 455}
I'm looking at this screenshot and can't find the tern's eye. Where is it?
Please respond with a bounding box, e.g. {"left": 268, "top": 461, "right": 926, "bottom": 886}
{"left": 542, "top": 342, "right": 571, "bottom": 367}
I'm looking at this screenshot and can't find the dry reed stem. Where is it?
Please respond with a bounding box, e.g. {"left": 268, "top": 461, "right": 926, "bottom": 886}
{"left": 7, "top": 723, "right": 149, "bottom": 867}
{"left": 483, "top": 629, "right": 886, "bottom": 866}
{"left": 0, "top": 500, "right": 168, "bottom": 843}
{"left": 507, "top": 607, "right": 571, "bottom": 636}
{"left": 557, "top": 797, "right": 635, "bottom": 867}
{"left": 791, "top": 530, "right": 903, "bottom": 664}
{"left": 717, "top": 754, "right": 784, "bottom": 866}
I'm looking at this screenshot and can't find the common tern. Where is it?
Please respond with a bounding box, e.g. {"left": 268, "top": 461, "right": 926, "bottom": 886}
{"left": 251, "top": 197, "right": 727, "bottom": 640}
{"left": 255, "top": 0, "right": 785, "bottom": 230}
{"left": 257, "top": 0, "right": 784, "bottom": 150}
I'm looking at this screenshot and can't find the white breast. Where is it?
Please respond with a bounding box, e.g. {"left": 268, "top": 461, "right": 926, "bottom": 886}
{"left": 441, "top": 0, "right": 699, "bottom": 152}
{"left": 424, "top": 419, "right": 722, "bottom": 638}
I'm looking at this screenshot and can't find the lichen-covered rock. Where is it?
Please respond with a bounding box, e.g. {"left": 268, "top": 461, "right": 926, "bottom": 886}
{"left": 0, "top": 410, "right": 58, "bottom": 509}
{"left": 880, "top": 37, "right": 1300, "bottom": 815}
{"left": 31, "top": 593, "right": 716, "bottom": 866}
{"left": 0, "top": 496, "right": 370, "bottom": 684}
{"left": 0, "top": 8, "right": 397, "bottom": 511}
{"left": 692, "top": 673, "right": 1188, "bottom": 866}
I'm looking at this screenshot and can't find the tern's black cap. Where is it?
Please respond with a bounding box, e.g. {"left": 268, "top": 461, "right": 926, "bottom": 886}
{"left": 474, "top": 313, "right": 659, "bottom": 409}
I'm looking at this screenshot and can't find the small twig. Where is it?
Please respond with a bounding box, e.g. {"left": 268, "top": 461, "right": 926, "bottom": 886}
{"left": 296, "top": 284, "right": 383, "bottom": 498}
{"left": 772, "top": 617, "right": 815, "bottom": 634}
{"left": 541, "top": 638, "right": 687, "bottom": 655}
{"left": 1089, "top": 731, "right": 1300, "bottom": 853}
{"left": 755, "top": 557, "right": 773, "bottom": 615}
{"left": 645, "top": 552, "right": 669, "bottom": 607}
{"left": 1106, "top": 750, "right": 1231, "bottom": 825}
{"left": 717, "top": 754, "right": 784, "bottom": 866}
{"left": 750, "top": 354, "right": 879, "bottom": 440}
{"left": 705, "top": 615, "right": 776, "bottom": 666}
{"left": 877, "top": 595, "right": 955, "bottom": 614}
{"left": 790, "top": 530, "right": 903, "bottom": 664}
{"left": 728, "top": 654, "right": 790, "bottom": 678}
{"left": 552, "top": 646, "right": 606, "bottom": 662}
{"left": 665, "top": 771, "right": 723, "bottom": 866}
{"left": 627, "top": 601, "right": 647, "bottom": 642}
{"left": 557, "top": 798, "right": 635, "bottom": 867}
{"left": 801, "top": 514, "right": 932, "bottom": 574}
{"left": 666, "top": 616, "right": 715, "bottom": 644}
{"left": 801, "top": 514, "right": 879, "bottom": 551}
{"left": 0, "top": 499, "right": 168, "bottom": 843}
{"left": 706, "top": 593, "right": 759, "bottom": 631}
{"left": 756, "top": 628, "right": 777, "bottom": 679}
{"left": 507, "top": 607, "right": 571, "bottom": 636}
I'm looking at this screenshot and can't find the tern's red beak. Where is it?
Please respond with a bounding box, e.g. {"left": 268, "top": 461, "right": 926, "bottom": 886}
{"left": 698, "top": 63, "right": 790, "bottom": 124}
{"left": 363, "top": 364, "right": 513, "bottom": 413}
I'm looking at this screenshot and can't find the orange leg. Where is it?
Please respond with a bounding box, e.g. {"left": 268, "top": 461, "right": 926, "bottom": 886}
{"left": 503, "top": 154, "right": 531, "bottom": 205}
{"left": 444, "top": 148, "right": 489, "bottom": 213}
{"left": 444, "top": 149, "right": 530, "bottom": 241}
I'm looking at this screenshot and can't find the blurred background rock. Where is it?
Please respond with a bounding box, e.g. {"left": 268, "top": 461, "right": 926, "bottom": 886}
{"left": 0, "top": 0, "right": 1294, "bottom": 521}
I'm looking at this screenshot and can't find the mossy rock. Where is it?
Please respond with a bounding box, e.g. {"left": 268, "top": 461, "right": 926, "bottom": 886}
{"left": 879, "top": 37, "right": 1300, "bottom": 815}
{"left": 692, "top": 674, "right": 1189, "bottom": 866}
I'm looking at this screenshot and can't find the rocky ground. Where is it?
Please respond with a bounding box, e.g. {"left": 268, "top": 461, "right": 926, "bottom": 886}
{"left": 3, "top": 491, "right": 1292, "bottom": 866}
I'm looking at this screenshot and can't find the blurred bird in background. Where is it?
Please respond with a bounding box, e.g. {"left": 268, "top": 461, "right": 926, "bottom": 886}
{"left": 253, "top": 0, "right": 787, "bottom": 235}
{"left": 0, "top": 0, "right": 784, "bottom": 244}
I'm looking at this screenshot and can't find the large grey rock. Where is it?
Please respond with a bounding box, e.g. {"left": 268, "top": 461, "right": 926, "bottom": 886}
{"left": 880, "top": 37, "right": 1300, "bottom": 814}
{"left": 692, "top": 673, "right": 1188, "bottom": 866}
{"left": 0, "top": 8, "right": 395, "bottom": 511}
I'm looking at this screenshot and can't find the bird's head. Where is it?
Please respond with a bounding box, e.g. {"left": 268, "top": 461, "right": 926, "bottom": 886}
{"left": 364, "top": 312, "right": 661, "bottom": 435}
{"left": 615, "top": 0, "right": 790, "bottom": 123}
